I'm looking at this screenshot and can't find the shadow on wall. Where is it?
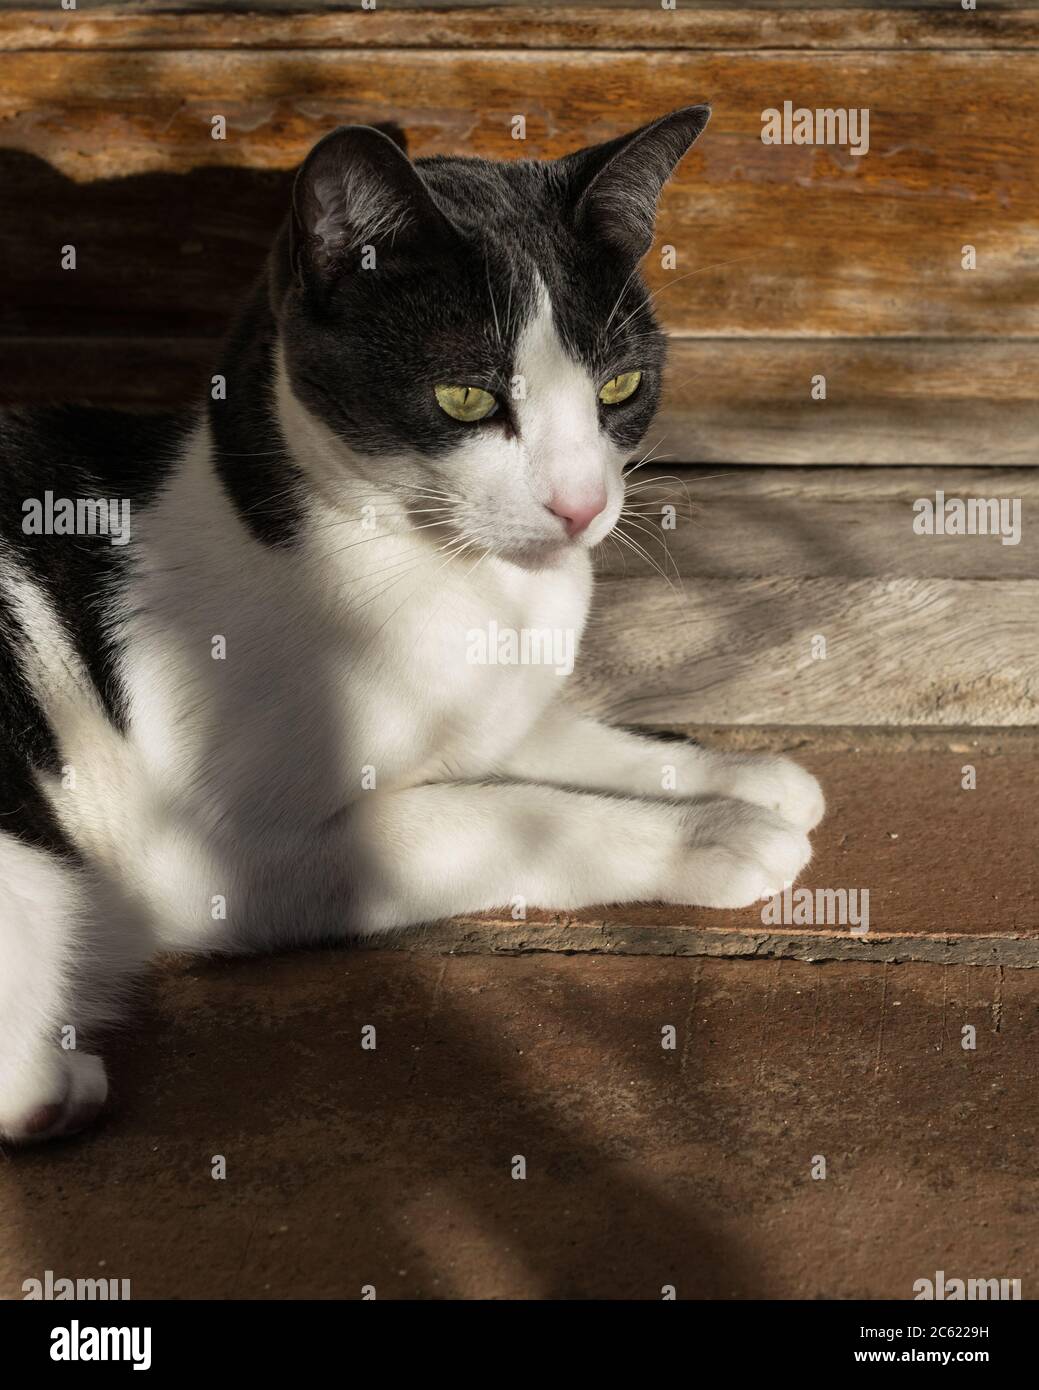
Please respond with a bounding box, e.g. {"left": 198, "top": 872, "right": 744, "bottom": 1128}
{"left": 0, "top": 149, "right": 294, "bottom": 407}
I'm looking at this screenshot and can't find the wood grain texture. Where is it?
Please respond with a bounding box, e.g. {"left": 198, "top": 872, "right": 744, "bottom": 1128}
{"left": 0, "top": 338, "right": 216, "bottom": 407}
{"left": 3, "top": 332, "right": 1033, "bottom": 467}
{"left": 575, "top": 575, "right": 1039, "bottom": 726}
{"left": 4, "top": 7, "right": 1038, "bottom": 52}
{"left": 601, "top": 466, "right": 1039, "bottom": 578}
{"left": 6, "top": 0, "right": 1035, "bottom": 11}
{"left": 585, "top": 466, "right": 1039, "bottom": 727}
{"left": 0, "top": 49, "right": 1035, "bottom": 338}
{"left": 0, "top": 156, "right": 288, "bottom": 340}
{"left": 1, "top": 2, "right": 1035, "bottom": 465}
{"left": 657, "top": 341, "right": 1039, "bottom": 465}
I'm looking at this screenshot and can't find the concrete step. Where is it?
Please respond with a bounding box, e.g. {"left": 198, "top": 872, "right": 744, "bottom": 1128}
{"left": 1, "top": 729, "right": 1034, "bottom": 1300}
{"left": 417, "top": 728, "right": 1039, "bottom": 967}
{"left": 3, "top": 951, "right": 1036, "bottom": 1299}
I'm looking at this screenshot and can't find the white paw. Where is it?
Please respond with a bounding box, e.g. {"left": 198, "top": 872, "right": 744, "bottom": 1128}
{"left": 712, "top": 754, "right": 825, "bottom": 832}
{"left": 667, "top": 798, "right": 813, "bottom": 910}
{"left": 0, "top": 1049, "right": 108, "bottom": 1146}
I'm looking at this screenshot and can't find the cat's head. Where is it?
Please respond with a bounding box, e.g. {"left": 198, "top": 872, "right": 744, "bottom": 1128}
{"left": 272, "top": 108, "right": 710, "bottom": 569}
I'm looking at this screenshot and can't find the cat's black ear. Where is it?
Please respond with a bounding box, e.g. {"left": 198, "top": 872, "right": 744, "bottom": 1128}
{"left": 368, "top": 121, "right": 408, "bottom": 155}
{"left": 565, "top": 105, "right": 711, "bottom": 259}
{"left": 290, "top": 124, "right": 455, "bottom": 291}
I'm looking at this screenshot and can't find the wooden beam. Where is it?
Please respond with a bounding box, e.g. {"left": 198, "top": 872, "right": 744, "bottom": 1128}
{"left": 582, "top": 468, "right": 1039, "bottom": 726}
{"left": 598, "top": 466, "right": 1039, "bottom": 578}
{"left": 3, "top": 338, "right": 1033, "bottom": 466}
{"left": 2, "top": 49, "right": 1034, "bottom": 337}
{"left": 3, "top": 0, "right": 1035, "bottom": 13}
{"left": 577, "top": 575, "right": 1039, "bottom": 726}
{"left": 2, "top": 6, "right": 1038, "bottom": 53}
{"left": 657, "top": 341, "right": 1039, "bottom": 465}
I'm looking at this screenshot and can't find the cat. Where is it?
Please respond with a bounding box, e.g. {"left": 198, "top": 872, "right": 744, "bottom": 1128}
{"left": 0, "top": 107, "right": 823, "bottom": 1144}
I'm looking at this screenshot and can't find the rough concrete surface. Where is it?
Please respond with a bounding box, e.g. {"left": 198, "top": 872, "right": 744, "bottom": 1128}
{"left": 2, "top": 953, "right": 1036, "bottom": 1300}
{"left": 1, "top": 733, "right": 1035, "bottom": 1299}
{"left": 446, "top": 744, "right": 1039, "bottom": 962}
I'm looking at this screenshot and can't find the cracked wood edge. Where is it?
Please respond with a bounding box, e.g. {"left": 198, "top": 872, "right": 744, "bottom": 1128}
{"left": 382, "top": 919, "right": 1039, "bottom": 967}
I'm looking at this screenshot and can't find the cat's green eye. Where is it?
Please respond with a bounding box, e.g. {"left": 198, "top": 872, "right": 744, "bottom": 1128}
{"left": 599, "top": 370, "right": 643, "bottom": 406}
{"left": 435, "top": 384, "right": 499, "bottom": 423}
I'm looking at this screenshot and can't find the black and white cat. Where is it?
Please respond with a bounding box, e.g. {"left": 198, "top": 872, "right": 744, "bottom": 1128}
{"left": 0, "top": 108, "right": 823, "bottom": 1144}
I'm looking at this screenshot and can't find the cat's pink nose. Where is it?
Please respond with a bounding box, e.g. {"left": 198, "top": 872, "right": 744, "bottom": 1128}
{"left": 547, "top": 491, "right": 607, "bottom": 538}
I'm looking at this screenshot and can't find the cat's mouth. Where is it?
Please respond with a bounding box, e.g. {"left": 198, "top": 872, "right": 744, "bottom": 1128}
{"left": 395, "top": 479, "right": 618, "bottom": 572}
{"left": 488, "top": 520, "right": 617, "bottom": 571}
{"left": 409, "top": 511, "right": 575, "bottom": 571}
{"left": 397, "top": 498, "right": 580, "bottom": 571}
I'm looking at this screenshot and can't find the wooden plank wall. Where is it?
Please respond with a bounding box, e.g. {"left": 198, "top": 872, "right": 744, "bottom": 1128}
{"left": 582, "top": 467, "right": 1038, "bottom": 727}
{"left": 0, "top": 2, "right": 1036, "bottom": 725}
{"left": 2, "top": 0, "right": 1037, "bottom": 463}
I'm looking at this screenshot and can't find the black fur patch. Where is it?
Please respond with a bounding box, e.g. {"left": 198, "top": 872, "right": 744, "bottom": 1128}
{"left": 274, "top": 136, "right": 684, "bottom": 463}
{"left": 0, "top": 595, "right": 74, "bottom": 854}
{"left": 0, "top": 407, "right": 186, "bottom": 729}
{"left": 0, "top": 407, "right": 185, "bottom": 849}
{"left": 208, "top": 275, "right": 306, "bottom": 547}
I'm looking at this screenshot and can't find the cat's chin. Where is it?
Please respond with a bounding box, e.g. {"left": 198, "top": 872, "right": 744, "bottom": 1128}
{"left": 495, "top": 537, "right": 576, "bottom": 572}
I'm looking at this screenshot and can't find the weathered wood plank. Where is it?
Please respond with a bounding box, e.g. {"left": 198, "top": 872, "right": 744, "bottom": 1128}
{"left": 2, "top": 335, "right": 1033, "bottom": 467}
{"left": 0, "top": 50, "right": 1034, "bottom": 338}
{"left": 5, "top": 0, "right": 1035, "bottom": 11}
{"left": 657, "top": 341, "right": 1039, "bottom": 465}
{"left": 0, "top": 338, "right": 214, "bottom": 407}
{"left": 3, "top": 6, "right": 1038, "bottom": 52}
{"left": 576, "top": 576, "right": 1039, "bottom": 726}
{"left": 0, "top": 155, "right": 290, "bottom": 339}
{"left": 600, "top": 467, "right": 1039, "bottom": 578}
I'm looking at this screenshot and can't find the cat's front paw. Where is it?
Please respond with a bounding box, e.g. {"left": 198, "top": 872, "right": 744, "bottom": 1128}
{"left": 711, "top": 754, "right": 825, "bottom": 832}
{"left": 0, "top": 1049, "right": 108, "bottom": 1146}
{"left": 667, "top": 798, "right": 813, "bottom": 910}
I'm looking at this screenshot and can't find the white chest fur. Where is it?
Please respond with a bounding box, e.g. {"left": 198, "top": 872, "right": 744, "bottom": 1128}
{"left": 117, "top": 428, "right": 592, "bottom": 835}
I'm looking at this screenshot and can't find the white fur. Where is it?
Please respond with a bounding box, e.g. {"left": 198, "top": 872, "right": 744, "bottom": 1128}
{"left": 0, "top": 836, "right": 118, "bottom": 1140}
{"left": 0, "top": 288, "right": 823, "bottom": 1141}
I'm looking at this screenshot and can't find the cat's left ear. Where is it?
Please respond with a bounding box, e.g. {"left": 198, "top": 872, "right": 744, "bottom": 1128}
{"left": 290, "top": 124, "right": 458, "bottom": 293}
{"left": 564, "top": 105, "right": 711, "bottom": 259}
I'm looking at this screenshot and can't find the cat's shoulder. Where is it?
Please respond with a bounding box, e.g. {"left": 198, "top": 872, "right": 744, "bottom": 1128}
{"left": 0, "top": 405, "right": 190, "bottom": 518}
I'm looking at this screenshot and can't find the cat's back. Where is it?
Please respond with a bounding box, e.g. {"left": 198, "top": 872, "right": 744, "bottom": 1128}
{"left": 0, "top": 406, "right": 186, "bottom": 528}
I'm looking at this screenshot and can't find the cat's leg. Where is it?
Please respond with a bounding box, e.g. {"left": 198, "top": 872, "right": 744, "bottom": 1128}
{"left": 0, "top": 835, "right": 140, "bottom": 1145}
{"left": 341, "top": 780, "right": 812, "bottom": 933}
{"left": 496, "top": 705, "right": 825, "bottom": 831}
